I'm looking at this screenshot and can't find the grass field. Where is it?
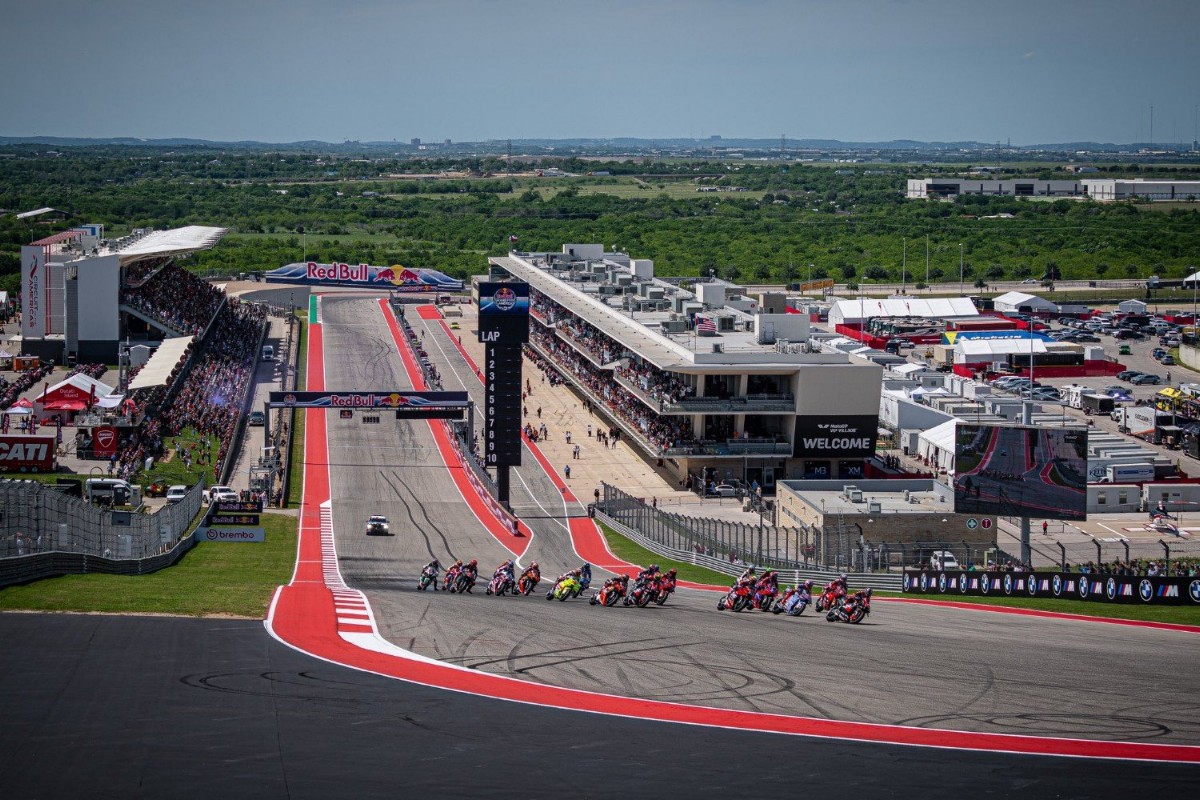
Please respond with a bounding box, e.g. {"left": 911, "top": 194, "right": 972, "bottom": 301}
{"left": 286, "top": 312, "right": 307, "bottom": 507}
{"left": 598, "top": 523, "right": 734, "bottom": 586}
{"left": 0, "top": 512, "right": 297, "bottom": 618}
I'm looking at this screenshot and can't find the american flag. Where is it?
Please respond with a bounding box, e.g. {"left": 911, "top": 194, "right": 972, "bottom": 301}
{"left": 696, "top": 316, "right": 717, "bottom": 334}
{"left": 509, "top": 234, "right": 519, "bottom": 243}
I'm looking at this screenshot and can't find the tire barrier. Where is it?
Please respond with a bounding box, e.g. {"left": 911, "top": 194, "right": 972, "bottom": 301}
{"left": 903, "top": 569, "right": 1200, "bottom": 605}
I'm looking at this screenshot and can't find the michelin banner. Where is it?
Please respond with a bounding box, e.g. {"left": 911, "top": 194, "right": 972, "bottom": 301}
{"left": 902, "top": 569, "right": 1200, "bottom": 605}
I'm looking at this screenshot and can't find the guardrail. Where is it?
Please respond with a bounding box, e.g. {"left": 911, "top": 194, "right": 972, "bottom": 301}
{"left": 0, "top": 532, "right": 195, "bottom": 587}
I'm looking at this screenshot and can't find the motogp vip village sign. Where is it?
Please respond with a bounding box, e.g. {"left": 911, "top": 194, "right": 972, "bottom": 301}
{"left": 793, "top": 415, "right": 878, "bottom": 458}
{"left": 263, "top": 262, "right": 464, "bottom": 292}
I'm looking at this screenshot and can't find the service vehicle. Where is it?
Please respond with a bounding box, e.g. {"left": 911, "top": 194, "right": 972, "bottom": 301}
{"left": 1080, "top": 393, "right": 1115, "bottom": 415}
{"left": 248, "top": 410, "right": 265, "bottom": 426}
{"left": 365, "top": 515, "right": 391, "bottom": 535}
{"left": 1099, "top": 463, "right": 1155, "bottom": 484}
{"left": 206, "top": 485, "right": 238, "bottom": 504}
{"left": 165, "top": 485, "right": 188, "bottom": 503}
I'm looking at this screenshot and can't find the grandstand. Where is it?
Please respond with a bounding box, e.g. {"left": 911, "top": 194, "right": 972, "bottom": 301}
{"left": 19, "top": 225, "right": 226, "bottom": 363}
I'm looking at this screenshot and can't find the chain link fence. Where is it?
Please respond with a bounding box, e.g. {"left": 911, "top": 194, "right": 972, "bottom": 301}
{"left": 0, "top": 479, "right": 204, "bottom": 584}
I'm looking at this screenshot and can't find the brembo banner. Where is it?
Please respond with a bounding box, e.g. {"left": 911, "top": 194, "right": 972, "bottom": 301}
{"left": 903, "top": 569, "right": 1200, "bottom": 605}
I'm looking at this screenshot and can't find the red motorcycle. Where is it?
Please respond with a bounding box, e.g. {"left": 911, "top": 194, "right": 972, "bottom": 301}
{"left": 624, "top": 576, "right": 657, "bottom": 607}
{"left": 653, "top": 574, "right": 677, "bottom": 606}
{"left": 717, "top": 581, "right": 753, "bottom": 612}
{"left": 752, "top": 583, "right": 778, "bottom": 612}
{"left": 442, "top": 566, "right": 461, "bottom": 591}
{"left": 516, "top": 572, "right": 540, "bottom": 596}
{"left": 827, "top": 590, "right": 872, "bottom": 624}
{"left": 814, "top": 583, "right": 845, "bottom": 613}
{"left": 485, "top": 572, "right": 515, "bottom": 596}
{"left": 589, "top": 581, "right": 625, "bottom": 607}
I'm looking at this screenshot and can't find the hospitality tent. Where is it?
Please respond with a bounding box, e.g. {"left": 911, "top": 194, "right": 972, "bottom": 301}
{"left": 36, "top": 374, "right": 118, "bottom": 411}
{"left": 128, "top": 336, "right": 194, "bottom": 391}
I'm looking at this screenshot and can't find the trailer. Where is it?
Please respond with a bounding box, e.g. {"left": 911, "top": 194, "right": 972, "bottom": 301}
{"left": 1080, "top": 393, "right": 1115, "bottom": 416}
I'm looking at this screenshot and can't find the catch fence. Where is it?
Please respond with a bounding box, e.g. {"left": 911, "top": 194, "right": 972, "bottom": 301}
{"left": 0, "top": 478, "right": 204, "bottom": 586}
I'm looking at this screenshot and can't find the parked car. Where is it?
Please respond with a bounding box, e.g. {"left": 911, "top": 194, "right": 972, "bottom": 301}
{"left": 1131, "top": 373, "right": 1162, "bottom": 385}
{"left": 1117, "top": 370, "right": 1143, "bottom": 381}
{"left": 711, "top": 484, "right": 738, "bottom": 498}
{"left": 165, "top": 485, "right": 188, "bottom": 503}
{"left": 1161, "top": 355, "right": 1176, "bottom": 366}
{"left": 248, "top": 410, "right": 265, "bottom": 426}
{"left": 1028, "top": 387, "right": 1062, "bottom": 401}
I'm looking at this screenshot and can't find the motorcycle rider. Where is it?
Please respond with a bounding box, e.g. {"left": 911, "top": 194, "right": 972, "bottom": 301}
{"left": 519, "top": 561, "right": 541, "bottom": 592}
{"left": 636, "top": 563, "right": 660, "bottom": 586}
{"left": 421, "top": 558, "right": 441, "bottom": 590}
{"left": 493, "top": 559, "right": 515, "bottom": 583}
{"left": 783, "top": 580, "right": 814, "bottom": 616}
{"left": 753, "top": 569, "right": 779, "bottom": 608}
{"left": 443, "top": 559, "right": 463, "bottom": 590}
{"left": 548, "top": 568, "right": 582, "bottom": 598}
{"left": 459, "top": 559, "right": 479, "bottom": 592}
{"left": 836, "top": 588, "right": 872, "bottom": 621}
{"left": 578, "top": 562, "right": 593, "bottom": 591}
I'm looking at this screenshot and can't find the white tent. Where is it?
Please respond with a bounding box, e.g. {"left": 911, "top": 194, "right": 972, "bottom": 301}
{"left": 1117, "top": 299, "right": 1148, "bottom": 314}
{"left": 917, "top": 419, "right": 958, "bottom": 472}
{"left": 829, "top": 297, "right": 978, "bottom": 325}
{"left": 993, "top": 291, "right": 1058, "bottom": 313}
{"left": 128, "top": 336, "right": 194, "bottom": 391}
{"left": 955, "top": 338, "right": 1048, "bottom": 363}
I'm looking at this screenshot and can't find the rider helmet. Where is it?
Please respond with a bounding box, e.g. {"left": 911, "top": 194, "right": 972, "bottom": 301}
{"left": 469, "top": 559, "right": 477, "bottom": 567}
{"left": 668, "top": 568, "right": 677, "bottom": 576}
{"left": 455, "top": 559, "right": 463, "bottom": 567}
{"left": 865, "top": 587, "right": 873, "bottom": 597}
{"left": 530, "top": 561, "right": 538, "bottom": 569}
{"left": 572, "top": 569, "right": 582, "bottom": 576}
{"left": 648, "top": 564, "right": 659, "bottom": 572}
{"left": 804, "top": 580, "right": 814, "bottom": 590}
{"left": 840, "top": 573, "right": 848, "bottom": 583}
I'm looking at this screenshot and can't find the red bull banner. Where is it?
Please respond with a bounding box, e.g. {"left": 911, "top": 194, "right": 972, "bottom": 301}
{"left": 264, "top": 262, "right": 464, "bottom": 292}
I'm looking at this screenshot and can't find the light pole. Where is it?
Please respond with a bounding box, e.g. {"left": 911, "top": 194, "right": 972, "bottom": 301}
{"left": 959, "top": 243, "right": 965, "bottom": 296}
{"left": 925, "top": 234, "right": 930, "bottom": 287}
{"left": 901, "top": 237, "right": 907, "bottom": 294}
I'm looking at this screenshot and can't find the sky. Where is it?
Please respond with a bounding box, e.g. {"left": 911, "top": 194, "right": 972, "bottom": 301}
{"left": 2, "top": 0, "right": 1199, "bottom": 146}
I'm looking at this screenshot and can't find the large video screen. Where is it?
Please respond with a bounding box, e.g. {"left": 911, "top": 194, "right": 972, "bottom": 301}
{"left": 954, "top": 424, "right": 1088, "bottom": 521}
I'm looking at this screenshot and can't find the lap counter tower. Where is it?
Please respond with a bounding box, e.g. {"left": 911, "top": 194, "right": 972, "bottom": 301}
{"left": 477, "top": 281, "right": 529, "bottom": 506}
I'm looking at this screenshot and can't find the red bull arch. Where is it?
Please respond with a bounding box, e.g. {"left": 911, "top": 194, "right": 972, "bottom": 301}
{"left": 264, "top": 261, "right": 463, "bottom": 292}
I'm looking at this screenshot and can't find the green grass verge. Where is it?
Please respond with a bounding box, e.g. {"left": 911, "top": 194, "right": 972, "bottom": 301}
{"left": 892, "top": 590, "right": 1200, "bottom": 625}
{"left": 598, "top": 522, "right": 732, "bottom": 585}
{"left": 0, "top": 512, "right": 297, "bottom": 618}
{"left": 286, "top": 312, "right": 308, "bottom": 507}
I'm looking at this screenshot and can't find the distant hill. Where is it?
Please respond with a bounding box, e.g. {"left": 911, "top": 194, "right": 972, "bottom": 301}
{"left": 0, "top": 134, "right": 1168, "bottom": 154}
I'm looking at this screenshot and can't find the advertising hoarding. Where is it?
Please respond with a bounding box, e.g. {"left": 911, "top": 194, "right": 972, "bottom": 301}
{"left": 954, "top": 424, "right": 1087, "bottom": 521}
{"left": 0, "top": 435, "right": 56, "bottom": 472}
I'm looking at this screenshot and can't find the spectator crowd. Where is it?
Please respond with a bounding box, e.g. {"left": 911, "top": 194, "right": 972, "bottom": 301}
{"left": 121, "top": 264, "right": 224, "bottom": 336}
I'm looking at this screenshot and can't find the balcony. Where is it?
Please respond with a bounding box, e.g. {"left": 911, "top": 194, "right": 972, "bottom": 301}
{"left": 614, "top": 372, "right": 795, "bottom": 414}
{"left": 555, "top": 327, "right": 621, "bottom": 370}
{"left": 663, "top": 438, "right": 793, "bottom": 457}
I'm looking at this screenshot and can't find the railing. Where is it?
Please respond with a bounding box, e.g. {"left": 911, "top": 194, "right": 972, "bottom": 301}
{"left": 555, "top": 327, "right": 620, "bottom": 369}
{"left": 615, "top": 372, "right": 796, "bottom": 414}
{"left": 662, "top": 438, "right": 792, "bottom": 457}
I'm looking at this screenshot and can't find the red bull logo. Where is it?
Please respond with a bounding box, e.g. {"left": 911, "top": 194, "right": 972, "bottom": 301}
{"left": 307, "top": 262, "right": 372, "bottom": 282}
{"left": 375, "top": 265, "right": 423, "bottom": 287}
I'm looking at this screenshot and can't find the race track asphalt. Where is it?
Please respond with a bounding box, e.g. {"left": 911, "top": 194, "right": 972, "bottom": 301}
{"left": 1, "top": 613, "right": 1194, "bottom": 799}
{"left": 321, "top": 297, "right": 1200, "bottom": 746}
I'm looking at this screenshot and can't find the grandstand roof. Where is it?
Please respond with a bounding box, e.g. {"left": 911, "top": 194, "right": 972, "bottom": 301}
{"left": 111, "top": 226, "right": 226, "bottom": 265}
{"left": 128, "top": 336, "right": 194, "bottom": 391}
{"left": 16, "top": 207, "right": 59, "bottom": 220}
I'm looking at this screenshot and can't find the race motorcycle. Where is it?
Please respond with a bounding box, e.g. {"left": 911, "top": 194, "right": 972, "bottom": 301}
{"left": 814, "top": 583, "right": 845, "bottom": 613}
{"left": 417, "top": 565, "right": 438, "bottom": 591}
{"left": 451, "top": 569, "right": 476, "bottom": 594}
{"left": 624, "top": 576, "right": 658, "bottom": 608}
{"left": 589, "top": 581, "right": 625, "bottom": 607}
{"left": 826, "top": 590, "right": 871, "bottom": 624}
{"left": 441, "top": 566, "right": 462, "bottom": 592}
{"left": 752, "top": 583, "right": 779, "bottom": 612}
{"left": 653, "top": 573, "right": 677, "bottom": 606}
{"left": 516, "top": 572, "right": 540, "bottom": 596}
{"left": 547, "top": 575, "right": 582, "bottom": 601}
{"left": 771, "top": 586, "right": 811, "bottom": 616}
{"left": 716, "top": 581, "right": 753, "bottom": 612}
{"left": 485, "top": 571, "right": 515, "bottom": 596}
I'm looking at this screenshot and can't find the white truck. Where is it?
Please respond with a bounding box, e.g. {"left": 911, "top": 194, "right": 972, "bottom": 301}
{"left": 1100, "top": 463, "right": 1155, "bottom": 483}
{"left": 1115, "top": 406, "right": 1165, "bottom": 441}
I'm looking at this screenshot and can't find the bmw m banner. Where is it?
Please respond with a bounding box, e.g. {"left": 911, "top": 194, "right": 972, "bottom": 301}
{"left": 903, "top": 570, "right": 1199, "bottom": 605}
